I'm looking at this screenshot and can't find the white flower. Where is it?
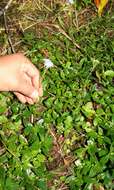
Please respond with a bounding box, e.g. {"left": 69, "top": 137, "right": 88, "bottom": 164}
{"left": 88, "top": 184, "right": 93, "bottom": 190}
{"left": 43, "top": 59, "right": 54, "bottom": 69}
{"left": 67, "top": 0, "right": 74, "bottom": 4}
{"left": 37, "top": 119, "right": 44, "bottom": 124}
{"left": 87, "top": 139, "right": 94, "bottom": 145}
{"left": 26, "top": 168, "right": 35, "bottom": 177}
{"left": 75, "top": 159, "right": 82, "bottom": 167}
{"left": 26, "top": 168, "right": 31, "bottom": 175}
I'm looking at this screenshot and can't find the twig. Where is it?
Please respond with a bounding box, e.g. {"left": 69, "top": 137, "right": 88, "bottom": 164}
{"left": 23, "top": 22, "right": 39, "bottom": 31}
{"left": 41, "top": 23, "right": 81, "bottom": 50}
{"left": 37, "top": 0, "right": 53, "bottom": 12}
{"left": 74, "top": 9, "right": 79, "bottom": 30}
{"left": 3, "top": 12, "right": 15, "bottom": 53}
{"left": 49, "top": 128, "right": 69, "bottom": 167}
{"left": 13, "top": 40, "right": 23, "bottom": 47}
{"left": 0, "top": 0, "right": 15, "bottom": 53}
{"left": 0, "top": 0, "right": 13, "bottom": 16}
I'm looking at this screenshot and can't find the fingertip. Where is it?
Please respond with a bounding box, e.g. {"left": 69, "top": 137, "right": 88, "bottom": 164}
{"left": 25, "top": 97, "right": 34, "bottom": 105}
{"left": 14, "top": 92, "right": 27, "bottom": 104}
{"left": 39, "top": 87, "right": 43, "bottom": 97}
{"left": 31, "top": 90, "right": 39, "bottom": 99}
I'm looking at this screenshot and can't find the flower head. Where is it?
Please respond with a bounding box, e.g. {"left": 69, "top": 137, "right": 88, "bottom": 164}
{"left": 75, "top": 159, "right": 82, "bottom": 167}
{"left": 37, "top": 119, "right": 44, "bottom": 124}
{"left": 43, "top": 59, "right": 54, "bottom": 69}
{"left": 87, "top": 139, "right": 94, "bottom": 145}
{"left": 67, "top": 0, "right": 74, "bottom": 4}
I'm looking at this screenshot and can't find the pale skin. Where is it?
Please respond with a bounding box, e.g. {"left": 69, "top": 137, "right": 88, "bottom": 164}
{"left": 0, "top": 53, "right": 43, "bottom": 104}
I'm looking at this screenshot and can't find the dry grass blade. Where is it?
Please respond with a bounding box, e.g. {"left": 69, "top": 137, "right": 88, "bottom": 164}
{"left": 49, "top": 127, "right": 64, "bottom": 157}
{"left": 3, "top": 12, "right": 15, "bottom": 53}
{"left": 49, "top": 127, "right": 69, "bottom": 166}
{"left": 38, "top": 0, "right": 53, "bottom": 12}
{"left": 0, "top": 0, "right": 13, "bottom": 16}
{"left": 43, "top": 23, "right": 81, "bottom": 49}
{"left": 54, "top": 24, "right": 81, "bottom": 49}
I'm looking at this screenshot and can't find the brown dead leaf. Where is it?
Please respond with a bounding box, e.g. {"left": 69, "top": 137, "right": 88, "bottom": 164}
{"left": 41, "top": 49, "right": 49, "bottom": 57}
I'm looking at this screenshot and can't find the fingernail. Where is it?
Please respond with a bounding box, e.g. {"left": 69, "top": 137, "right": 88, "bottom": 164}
{"left": 31, "top": 90, "right": 39, "bottom": 99}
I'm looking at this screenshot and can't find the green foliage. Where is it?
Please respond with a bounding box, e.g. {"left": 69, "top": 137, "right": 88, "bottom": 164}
{"left": 0, "top": 93, "right": 52, "bottom": 189}
{"left": 0, "top": 13, "right": 114, "bottom": 190}
{"left": 74, "top": 0, "right": 92, "bottom": 9}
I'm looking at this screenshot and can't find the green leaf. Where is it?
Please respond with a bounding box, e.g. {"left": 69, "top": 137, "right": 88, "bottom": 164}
{"left": 82, "top": 102, "right": 95, "bottom": 118}
{"left": 5, "top": 178, "right": 19, "bottom": 190}
{"left": 104, "top": 70, "right": 114, "bottom": 77}
{"left": 37, "top": 179, "right": 47, "bottom": 190}
{"left": 100, "top": 155, "right": 109, "bottom": 166}
{"left": 0, "top": 115, "right": 8, "bottom": 124}
{"left": 0, "top": 166, "right": 5, "bottom": 189}
{"left": 89, "top": 163, "right": 101, "bottom": 177}
{"left": 64, "top": 116, "right": 73, "bottom": 128}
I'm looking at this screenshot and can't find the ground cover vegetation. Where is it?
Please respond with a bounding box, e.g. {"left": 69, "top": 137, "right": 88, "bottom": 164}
{"left": 0, "top": 0, "right": 114, "bottom": 189}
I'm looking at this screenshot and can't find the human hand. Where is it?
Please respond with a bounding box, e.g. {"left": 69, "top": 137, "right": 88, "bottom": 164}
{"left": 0, "top": 53, "right": 43, "bottom": 104}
